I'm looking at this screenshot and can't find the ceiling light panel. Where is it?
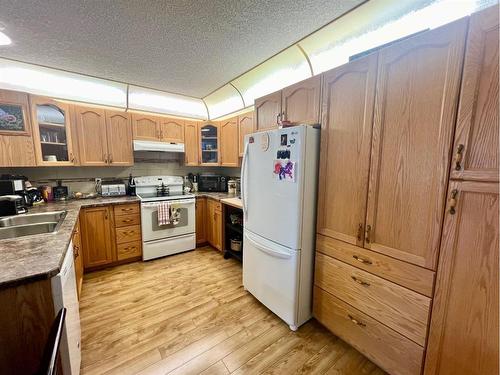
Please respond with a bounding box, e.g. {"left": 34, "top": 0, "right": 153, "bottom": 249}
{"left": 0, "top": 31, "right": 11, "bottom": 46}
{"left": 0, "top": 58, "right": 127, "bottom": 107}
{"left": 204, "top": 84, "right": 244, "bottom": 119}
{"left": 128, "top": 86, "right": 208, "bottom": 119}
{"left": 232, "top": 46, "right": 311, "bottom": 106}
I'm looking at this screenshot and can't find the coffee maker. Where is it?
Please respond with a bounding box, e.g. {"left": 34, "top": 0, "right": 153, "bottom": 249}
{"left": 0, "top": 177, "right": 28, "bottom": 216}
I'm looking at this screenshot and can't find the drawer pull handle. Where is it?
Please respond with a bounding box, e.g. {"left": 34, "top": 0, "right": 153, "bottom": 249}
{"left": 454, "top": 144, "right": 464, "bottom": 170}
{"left": 352, "top": 255, "right": 372, "bottom": 265}
{"left": 122, "top": 219, "right": 132, "bottom": 223}
{"left": 449, "top": 189, "right": 458, "bottom": 215}
{"left": 365, "top": 225, "right": 371, "bottom": 243}
{"left": 356, "top": 223, "right": 363, "bottom": 241}
{"left": 122, "top": 208, "right": 134, "bottom": 212}
{"left": 347, "top": 314, "right": 366, "bottom": 327}
{"left": 351, "top": 276, "right": 370, "bottom": 287}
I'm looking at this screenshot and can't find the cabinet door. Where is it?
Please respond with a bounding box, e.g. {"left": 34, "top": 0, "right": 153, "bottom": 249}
{"left": 0, "top": 89, "right": 36, "bottom": 167}
{"left": 30, "top": 96, "right": 76, "bottom": 166}
{"left": 72, "top": 218, "right": 83, "bottom": 299}
{"left": 238, "top": 111, "right": 254, "bottom": 157}
{"left": 365, "top": 19, "right": 467, "bottom": 269}
{"left": 196, "top": 198, "right": 206, "bottom": 245}
{"left": 81, "top": 206, "right": 115, "bottom": 269}
{"left": 206, "top": 199, "right": 214, "bottom": 245}
{"left": 160, "top": 117, "right": 184, "bottom": 143}
{"left": 317, "top": 53, "right": 377, "bottom": 247}
{"left": 132, "top": 113, "right": 159, "bottom": 141}
{"left": 105, "top": 110, "right": 133, "bottom": 166}
{"left": 199, "top": 123, "right": 219, "bottom": 165}
{"left": 184, "top": 120, "right": 199, "bottom": 166}
{"left": 424, "top": 181, "right": 498, "bottom": 375}
{"left": 255, "top": 91, "right": 281, "bottom": 130}
{"left": 213, "top": 207, "right": 223, "bottom": 251}
{"left": 220, "top": 117, "right": 239, "bottom": 167}
{"left": 74, "top": 105, "right": 108, "bottom": 166}
{"left": 282, "top": 75, "right": 321, "bottom": 124}
{"left": 450, "top": 6, "right": 499, "bottom": 182}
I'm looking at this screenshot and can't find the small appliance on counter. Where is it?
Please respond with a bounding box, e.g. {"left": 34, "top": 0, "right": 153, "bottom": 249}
{"left": 0, "top": 195, "right": 28, "bottom": 216}
{"left": 53, "top": 180, "right": 69, "bottom": 201}
{"left": 101, "top": 181, "right": 127, "bottom": 196}
{"left": 198, "top": 174, "right": 227, "bottom": 192}
{"left": 0, "top": 176, "right": 29, "bottom": 215}
{"left": 227, "top": 179, "right": 238, "bottom": 195}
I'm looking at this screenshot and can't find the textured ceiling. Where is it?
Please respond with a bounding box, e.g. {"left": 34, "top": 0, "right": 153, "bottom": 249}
{"left": 0, "top": 0, "right": 363, "bottom": 98}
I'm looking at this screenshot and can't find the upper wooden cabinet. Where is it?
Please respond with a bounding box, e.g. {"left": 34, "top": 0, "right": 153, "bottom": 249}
{"left": 365, "top": 19, "right": 467, "bottom": 270}
{"left": 0, "top": 89, "right": 36, "bottom": 167}
{"left": 281, "top": 75, "right": 321, "bottom": 124}
{"left": 450, "top": 6, "right": 499, "bottom": 182}
{"left": 219, "top": 116, "right": 239, "bottom": 167}
{"left": 132, "top": 113, "right": 159, "bottom": 141}
{"left": 255, "top": 91, "right": 281, "bottom": 131}
{"left": 105, "top": 110, "right": 133, "bottom": 166}
{"left": 160, "top": 117, "right": 184, "bottom": 143}
{"left": 74, "top": 106, "right": 108, "bottom": 166}
{"left": 316, "top": 53, "right": 378, "bottom": 247}
{"left": 74, "top": 106, "right": 133, "bottom": 166}
{"left": 199, "top": 122, "right": 219, "bottom": 165}
{"left": 30, "top": 95, "right": 76, "bottom": 166}
{"left": 184, "top": 120, "right": 199, "bottom": 166}
{"left": 424, "top": 181, "right": 499, "bottom": 375}
{"left": 238, "top": 111, "right": 254, "bottom": 157}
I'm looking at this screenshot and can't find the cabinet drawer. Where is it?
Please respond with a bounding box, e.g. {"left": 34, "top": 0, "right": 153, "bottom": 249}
{"left": 116, "top": 241, "right": 142, "bottom": 260}
{"left": 313, "top": 286, "right": 424, "bottom": 375}
{"left": 316, "top": 234, "right": 435, "bottom": 297}
{"left": 314, "top": 252, "right": 430, "bottom": 346}
{"left": 114, "top": 214, "right": 141, "bottom": 228}
{"left": 115, "top": 225, "right": 141, "bottom": 244}
{"left": 114, "top": 203, "right": 140, "bottom": 216}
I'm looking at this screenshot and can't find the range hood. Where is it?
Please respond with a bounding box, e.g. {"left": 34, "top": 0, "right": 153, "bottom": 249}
{"left": 133, "top": 140, "right": 185, "bottom": 153}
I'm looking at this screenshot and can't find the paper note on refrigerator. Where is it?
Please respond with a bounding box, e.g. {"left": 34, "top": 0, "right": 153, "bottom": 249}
{"left": 273, "top": 160, "right": 296, "bottom": 182}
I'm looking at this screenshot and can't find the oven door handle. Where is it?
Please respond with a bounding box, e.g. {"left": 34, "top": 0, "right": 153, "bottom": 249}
{"left": 141, "top": 199, "right": 195, "bottom": 208}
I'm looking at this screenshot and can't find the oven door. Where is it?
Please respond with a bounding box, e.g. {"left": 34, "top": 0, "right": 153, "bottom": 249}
{"left": 141, "top": 199, "right": 195, "bottom": 242}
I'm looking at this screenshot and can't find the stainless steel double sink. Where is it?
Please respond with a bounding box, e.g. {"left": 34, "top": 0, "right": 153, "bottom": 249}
{"left": 0, "top": 211, "right": 67, "bottom": 240}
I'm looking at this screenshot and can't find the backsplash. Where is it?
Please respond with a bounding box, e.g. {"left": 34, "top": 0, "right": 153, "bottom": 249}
{"left": 1, "top": 156, "right": 240, "bottom": 195}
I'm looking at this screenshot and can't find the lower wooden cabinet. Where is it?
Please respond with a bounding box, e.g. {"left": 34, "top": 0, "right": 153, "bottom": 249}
{"left": 206, "top": 198, "right": 223, "bottom": 251}
{"left": 196, "top": 197, "right": 207, "bottom": 245}
{"left": 80, "top": 202, "right": 142, "bottom": 270}
{"left": 424, "top": 181, "right": 499, "bottom": 375}
{"left": 72, "top": 217, "right": 83, "bottom": 299}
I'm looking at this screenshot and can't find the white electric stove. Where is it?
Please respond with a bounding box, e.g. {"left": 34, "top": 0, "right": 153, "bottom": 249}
{"left": 135, "top": 176, "right": 196, "bottom": 260}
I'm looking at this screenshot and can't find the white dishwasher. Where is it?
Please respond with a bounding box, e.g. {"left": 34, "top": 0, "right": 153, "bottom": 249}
{"left": 51, "top": 241, "right": 81, "bottom": 374}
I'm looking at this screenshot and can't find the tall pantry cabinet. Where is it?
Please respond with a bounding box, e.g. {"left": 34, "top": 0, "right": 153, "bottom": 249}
{"left": 314, "top": 17, "right": 477, "bottom": 375}
{"left": 425, "top": 6, "right": 499, "bottom": 375}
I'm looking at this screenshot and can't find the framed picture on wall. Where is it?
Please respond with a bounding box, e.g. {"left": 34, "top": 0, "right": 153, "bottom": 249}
{"left": 0, "top": 102, "right": 27, "bottom": 134}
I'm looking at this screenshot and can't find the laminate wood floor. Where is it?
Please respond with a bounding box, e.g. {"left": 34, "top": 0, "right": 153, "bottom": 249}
{"left": 80, "top": 246, "right": 386, "bottom": 375}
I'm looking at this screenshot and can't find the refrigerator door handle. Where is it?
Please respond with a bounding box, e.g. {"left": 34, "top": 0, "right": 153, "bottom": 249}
{"left": 241, "top": 141, "right": 249, "bottom": 215}
{"left": 245, "top": 232, "right": 292, "bottom": 259}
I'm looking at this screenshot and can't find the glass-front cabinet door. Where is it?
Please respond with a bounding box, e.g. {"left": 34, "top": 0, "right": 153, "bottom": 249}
{"left": 30, "top": 96, "right": 76, "bottom": 165}
{"left": 199, "top": 122, "right": 219, "bottom": 165}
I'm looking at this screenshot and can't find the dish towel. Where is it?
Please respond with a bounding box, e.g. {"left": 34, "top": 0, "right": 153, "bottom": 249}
{"left": 157, "top": 201, "right": 171, "bottom": 226}
{"left": 170, "top": 204, "right": 181, "bottom": 225}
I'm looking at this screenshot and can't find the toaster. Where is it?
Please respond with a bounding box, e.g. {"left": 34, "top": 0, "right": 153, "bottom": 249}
{"left": 101, "top": 183, "right": 127, "bottom": 196}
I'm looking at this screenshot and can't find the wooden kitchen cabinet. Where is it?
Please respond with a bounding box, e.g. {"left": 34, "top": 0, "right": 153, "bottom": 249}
{"left": 184, "top": 120, "right": 199, "bottom": 165}
{"left": 199, "top": 122, "right": 220, "bottom": 165}
{"left": 160, "top": 117, "right": 184, "bottom": 143}
{"left": 0, "top": 89, "right": 36, "bottom": 167}
{"left": 196, "top": 197, "right": 207, "bottom": 245}
{"left": 365, "top": 19, "right": 467, "bottom": 270}
{"left": 72, "top": 217, "right": 83, "bottom": 299}
{"left": 206, "top": 198, "right": 222, "bottom": 251}
{"left": 255, "top": 90, "right": 281, "bottom": 131}
{"left": 132, "top": 113, "right": 159, "bottom": 141}
{"left": 80, "top": 206, "right": 115, "bottom": 269}
{"left": 424, "top": 181, "right": 499, "bottom": 375}
{"left": 30, "top": 95, "right": 77, "bottom": 166}
{"left": 450, "top": 6, "right": 499, "bottom": 182}
{"left": 74, "top": 105, "right": 108, "bottom": 166}
{"left": 281, "top": 75, "right": 321, "bottom": 124}
{"left": 316, "top": 53, "right": 377, "bottom": 247}
{"left": 219, "top": 116, "right": 239, "bottom": 167}
{"left": 238, "top": 111, "right": 254, "bottom": 157}
{"left": 105, "top": 110, "right": 133, "bottom": 166}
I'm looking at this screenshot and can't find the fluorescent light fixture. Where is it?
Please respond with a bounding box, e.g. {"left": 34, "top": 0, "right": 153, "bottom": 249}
{"left": 0, "top": 58, "right": 127, "bottom": 107}
{"left": 232, "top": 46, "right": 311, "bottom": 106}
{"left": 204, "top": 84, "right": 244, "bottom": 119}
{"left": 0, "top": 31, "right": 11, "bottom": 46}
{"left": 128, "top": 86, "right": 207, "bottom": 119}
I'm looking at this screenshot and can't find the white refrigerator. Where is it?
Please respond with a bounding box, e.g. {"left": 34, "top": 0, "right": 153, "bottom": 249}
{"left": 241, "top": 125, "right": 320, "bottom": 330}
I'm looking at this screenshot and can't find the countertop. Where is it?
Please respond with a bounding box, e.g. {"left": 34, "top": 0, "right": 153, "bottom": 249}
{"left": 0, "top": 196, "right": 140, "bottom": 289}
{"left": 220, "top": 197, "right": 243, "bottom": 209}
{"left": 193, "top": 192, "right": 240, "bottom": 201}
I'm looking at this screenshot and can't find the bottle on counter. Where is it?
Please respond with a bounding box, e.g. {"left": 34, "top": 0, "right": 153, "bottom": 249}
{"left": 127, "top": 174, "right": 136, "bottom": 196}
